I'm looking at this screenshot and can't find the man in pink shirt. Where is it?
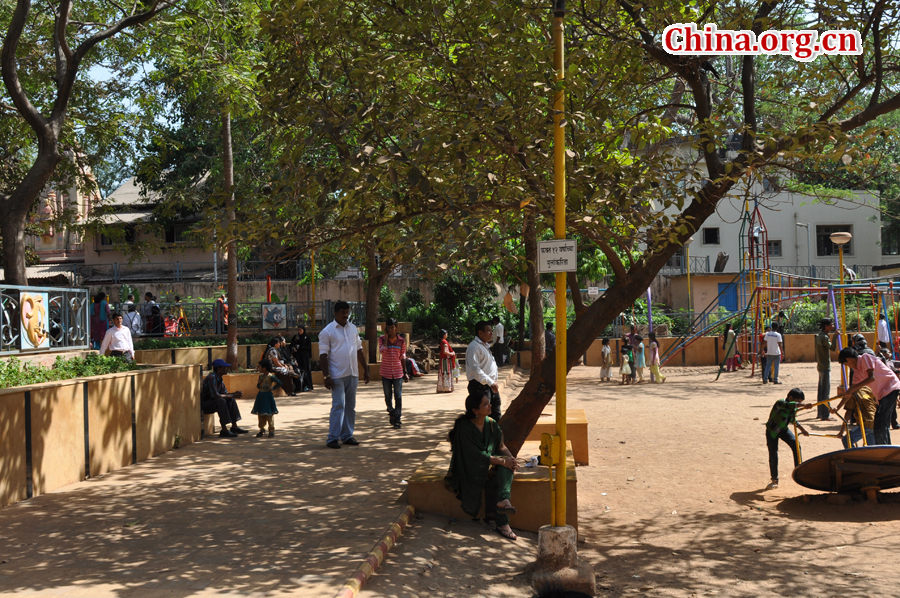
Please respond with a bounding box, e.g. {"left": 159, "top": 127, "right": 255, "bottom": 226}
{"left": 836, "top": 347, "right": 900, "bottom": 445}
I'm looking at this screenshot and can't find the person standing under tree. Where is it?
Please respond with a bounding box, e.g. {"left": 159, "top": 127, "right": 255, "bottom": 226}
{"left": 437, "top": 329, "right": 457, "bottom": 393}
{"left": 467, "top": 321, "right": 501, "bottom": 422}
{"left": 490, "top": 316, "right": 507, "bottom": 366}
{"left": 289, "top": 325, "right": 314, "bottom": 392}
{"left": 600, "top": 337, "right": 612, "bottom": 382}
{"left": 378, "top": 318, "right": 409, "bottom": 429}
{"left": 544, "top": 322, "right": 556, "bottom": 352}
{"left": 815, "top": 318, "right": 839, "bottom": 421}
{"left": 320, "top": 301, "right": 369, "bottom": 449}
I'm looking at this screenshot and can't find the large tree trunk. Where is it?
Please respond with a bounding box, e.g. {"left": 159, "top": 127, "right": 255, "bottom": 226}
{"left": 223, "top": 110, "right": 239, "bottom": 369}
{"left": 523, "top": 210, "right": 544, "bottom": 368}
{"left": 0, "top": 150, "right": 63, "bottom": 285}
{"left": 364, "top": 242, "right": 390, "bottom": 363}
{"left": 500, "top": 183, "right": 732, "bottom": 455}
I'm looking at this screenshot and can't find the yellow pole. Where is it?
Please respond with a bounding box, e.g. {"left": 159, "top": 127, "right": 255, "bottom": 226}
{"left": 552, "top": 1, "right": 567, "bottom": 527}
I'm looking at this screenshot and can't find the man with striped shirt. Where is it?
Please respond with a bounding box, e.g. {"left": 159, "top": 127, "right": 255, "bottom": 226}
{"left": 378, "top": 318, "right": 409, "bottom": 428}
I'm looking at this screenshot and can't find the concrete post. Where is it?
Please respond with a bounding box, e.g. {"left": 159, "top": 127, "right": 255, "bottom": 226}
{"left": 526, "top": 525, "right": 596, "bottom": 596}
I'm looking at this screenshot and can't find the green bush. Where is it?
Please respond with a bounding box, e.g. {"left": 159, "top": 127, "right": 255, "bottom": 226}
{"left": 379, "top": 286, "right": 398, "bottom": 321}
{"left": 0, "top": 355, "right": 143, "bottom": 390}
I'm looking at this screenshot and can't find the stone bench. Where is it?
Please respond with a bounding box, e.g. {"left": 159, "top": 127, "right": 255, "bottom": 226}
{"left": 525, "top": 409, "right": 589, "bottom": 465}
{"left": 407, "top": 440, "right": 577, "bottom": 533}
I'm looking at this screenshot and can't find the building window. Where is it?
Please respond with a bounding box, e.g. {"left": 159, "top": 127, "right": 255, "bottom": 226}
{"left": 816, "top": 225, "right": 852, "bottom": 256}
{"left": 702, "top": 227, "right": 720, "bottom": 245}
{"left": 99, "top": 226, "right": 136, "bottom": 247}
{"left": 767, "top": 240, "right": 782, "bottom": 257}
{"left": 165, "top": 224, "right": 192, "bottom": 244}
{"left": 883, "top": 227, "right": 900, "bottom": 255}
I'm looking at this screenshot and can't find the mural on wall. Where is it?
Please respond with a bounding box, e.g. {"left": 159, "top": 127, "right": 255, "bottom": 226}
{"left": 20, "top": 292, "right": 50, "bottom": 350}
{"left": 262, "top": 304, "right": 286, "bottom": 330}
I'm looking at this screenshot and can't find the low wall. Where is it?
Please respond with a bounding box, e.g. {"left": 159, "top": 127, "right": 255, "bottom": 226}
{"left": 135, "top": 340, "right": 370, "bottom": 370}
{"left": 0, "top": 364, "right": 200, "bottom": 509}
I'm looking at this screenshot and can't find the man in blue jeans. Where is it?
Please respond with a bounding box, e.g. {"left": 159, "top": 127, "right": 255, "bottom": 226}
{"left": 763, "top": 324, "right": 784, "bottom": 384}
{"left": 319, "top": 301, "right": 370, "bottom": 449}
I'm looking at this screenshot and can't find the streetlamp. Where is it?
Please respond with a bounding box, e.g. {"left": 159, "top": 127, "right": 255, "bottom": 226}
{"left": 795, "top": 223, "right": 811, "bottom": 276}
{"left": 831, "top": 231, "right": 852, "bottom": 378}
{"left": 685, "top": 237, "right": 695, "bottom": 317}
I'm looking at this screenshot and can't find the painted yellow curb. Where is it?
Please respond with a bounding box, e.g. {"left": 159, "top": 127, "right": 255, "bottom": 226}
{"left": 333, "top": 504, "right": 416, "bottom": 598}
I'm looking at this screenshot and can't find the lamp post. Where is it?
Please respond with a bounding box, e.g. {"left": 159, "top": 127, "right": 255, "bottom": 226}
{"left": 795, "top": 223, "right": 811, "bottom": 276}
{"left": 831, "top": 231, "right": 852, "bottom": 361}
{"left": 685, "top": 237, "right": 694, "bottom": 317}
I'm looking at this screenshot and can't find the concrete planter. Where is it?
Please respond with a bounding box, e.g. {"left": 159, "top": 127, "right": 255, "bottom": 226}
{"left": 0, "top": 364, "right": 201, "bottom": 509}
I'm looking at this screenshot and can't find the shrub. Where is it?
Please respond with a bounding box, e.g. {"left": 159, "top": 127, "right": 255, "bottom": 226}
{"left": 0, "top": 355, "right": 143, "bottom": 390}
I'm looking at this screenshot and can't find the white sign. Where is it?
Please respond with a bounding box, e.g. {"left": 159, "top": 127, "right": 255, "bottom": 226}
{"left": 538, "top": 239, "right": 578, "bottom": 273}
{"left": 587, "top": 287, "right": 600, "bottom": 296}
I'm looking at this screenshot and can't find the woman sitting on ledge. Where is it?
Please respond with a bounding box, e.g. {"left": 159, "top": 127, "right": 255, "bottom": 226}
{"left": 445, "top": 392, "right": 520, "bottom": 541}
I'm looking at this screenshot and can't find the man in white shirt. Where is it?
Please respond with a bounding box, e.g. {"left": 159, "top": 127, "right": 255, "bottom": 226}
{"left": 467, "top": 320, "right": 501, "bottom": 421}
{"left": 123, "top": 305, "right": 142, "bottom": 337}
{"left": 762, "top": 324, "right": 784, "bottom": 385}
{"left": 99, "top": 312, "right": 135, "bottom": 362}
{"left": 319, "top": 300, "right": 369, "bottom": 449}
{"left": 877, "top": 314, "right": 891, "bottom": 350}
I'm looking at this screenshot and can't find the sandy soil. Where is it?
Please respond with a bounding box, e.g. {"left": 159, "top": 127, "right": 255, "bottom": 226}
{"left": 364, "top": 362, "right": 900, "bottom": 598}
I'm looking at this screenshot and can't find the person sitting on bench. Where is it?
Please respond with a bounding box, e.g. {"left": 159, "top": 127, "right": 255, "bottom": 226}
{"left": 201, "top": 359, "right": 248, "bottom": 438}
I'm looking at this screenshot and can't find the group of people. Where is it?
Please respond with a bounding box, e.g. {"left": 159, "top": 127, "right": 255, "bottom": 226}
{"left": 90, "top": 291, "right": 184, "bottom": 349}
{"left": 597, "top": 326, "right": 665, "bottom": 384}
{"left": 764, "top": 315, "right": 900, "bottom": 489}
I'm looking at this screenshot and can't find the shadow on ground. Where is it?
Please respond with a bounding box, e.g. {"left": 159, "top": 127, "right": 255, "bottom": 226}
{"left": 0, "top": 381, "right": 462, "bottom": 597}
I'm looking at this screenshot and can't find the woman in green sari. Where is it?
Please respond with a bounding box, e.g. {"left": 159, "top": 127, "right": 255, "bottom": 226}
{"left": 445, "top": 393, "right": 520, "bottom": 540}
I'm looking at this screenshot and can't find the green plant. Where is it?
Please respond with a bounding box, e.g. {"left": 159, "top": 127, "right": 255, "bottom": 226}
{"left": 0, "top": 355, "right": 143, "bottom": 390}
{"left": 379, "top": 286, "right": 398, "bottom": 321}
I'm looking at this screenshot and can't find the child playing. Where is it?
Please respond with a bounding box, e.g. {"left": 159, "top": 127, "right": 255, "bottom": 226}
{"left": 648, "top": 332, "right": 665, "bottom": 383}
{"left": 633, "top": 335, "right": 646, "bottom": 382}
{"left": 619, "top": 345, "right": 632, "bottom": 385}
{"left": 765, "top": 387, "right": 811, "bottom": 489}
{"left": 253, "top": 359, "right": 282, "bottom": 438}
{"left": 600, "top": 338, "right": 612, "bottom": 382}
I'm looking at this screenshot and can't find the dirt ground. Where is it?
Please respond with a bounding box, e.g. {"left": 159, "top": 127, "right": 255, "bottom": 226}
{"left": 364, "top": 362, "right": 900, "bottom": 598}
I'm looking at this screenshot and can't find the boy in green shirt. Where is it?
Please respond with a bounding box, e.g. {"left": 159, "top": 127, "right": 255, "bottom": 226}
{"left": 765, "top": 388, "right": 811, "bottom": 489}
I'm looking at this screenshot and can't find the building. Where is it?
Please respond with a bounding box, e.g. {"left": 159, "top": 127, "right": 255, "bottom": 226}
{"left": 644, "top": 140, "right": 887, "bottom": 313}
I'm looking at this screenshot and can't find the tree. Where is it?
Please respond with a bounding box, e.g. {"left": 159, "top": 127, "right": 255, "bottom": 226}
{"left": 1, "top": 0, "right": 176, "bottom": 284}
{"left": 254, "top": 0, "right": 900, "bottom": 454}
{"left": 135, "top": 0, "right": 267, "bottom": 367}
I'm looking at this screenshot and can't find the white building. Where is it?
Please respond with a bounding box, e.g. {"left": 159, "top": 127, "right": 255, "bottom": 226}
{"left": 684, "top": 188, "right": 883, "bottom": 277}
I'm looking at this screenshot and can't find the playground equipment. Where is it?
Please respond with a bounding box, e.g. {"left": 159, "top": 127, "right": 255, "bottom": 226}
{"left": 792, "top": 446, "right": 900, "bottom": 501}
{"left": 658, "top": 195, "right": 900, "bottom": 374}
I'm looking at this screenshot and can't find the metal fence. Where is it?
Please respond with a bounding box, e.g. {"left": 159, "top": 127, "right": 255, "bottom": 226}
{"left": 768, "top": 265, "right": 874, "bottom": 281}
{"left": 1, "top": 285, "right": 91, "bottom": 355}
{"left": 658, "top": 255, "right": 711, "bottom": 276}
{"left": 113, "top": 300, "right": 367, "bottom": 337}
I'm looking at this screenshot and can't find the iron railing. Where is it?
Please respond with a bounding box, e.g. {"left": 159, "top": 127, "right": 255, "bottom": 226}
{"left": 111, "top": 300, "right": 367, "bottom": 337}
{"left": 1, "top": 285, "right": 91, "bottom": 355}
{"left": 658, "top": 255, "right": 711, "bottom": 276}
